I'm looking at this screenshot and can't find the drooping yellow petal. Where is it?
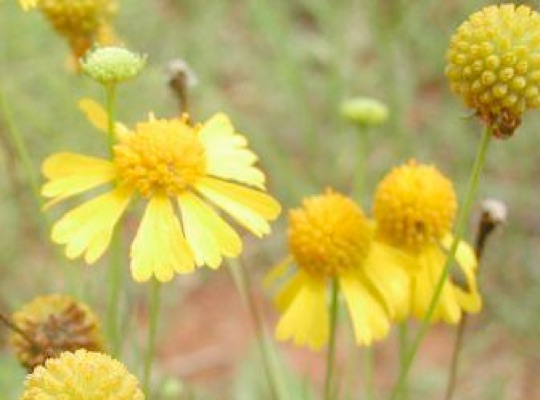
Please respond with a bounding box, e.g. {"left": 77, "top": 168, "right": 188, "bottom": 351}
{"left": 131, "top": 196, "right": 194, "bottom": 282}
{"left": 274, "top": 270, "right": 305, "bottom": 312}
{"left": 363, "top": 242, "right": 412, "bottom": 321}
{"left": 275, "top": 274, "right": 328, "bottom": 350}
{"left": 19, "top": 0, "right": 37, "bottom": 10}
{"left": 195, "top": 177, "right": 281, "bottom": 237}
{"left": 78, "top": 98, "right": 130, "bottom": 138}
{"left": 178, "top": 192, "right": 242, "bottom": 269}
{"left": 42, "top": 153, "right": 117, "bottom": 205}
{"left": 339, "top": 273, "right": 390, "bottom": 346}
{"left": 51, "top": 187, "right": 132, "bottom": 264}
{"left": 199, "top": 113, "right": 266, "bottom": 189}
{"left": 263, "top": 255, "right": 293, "bottom": 288}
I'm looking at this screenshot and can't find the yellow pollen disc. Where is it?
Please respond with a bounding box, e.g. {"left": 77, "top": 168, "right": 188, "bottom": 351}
{"left": 288, "top": 190, "right": 372, "bottom": 278}
{"left": 114, "top": 116, "right": 206, "bottom": 198}
{"left": 373, "top": 160, "right": 457, "bottom": 252}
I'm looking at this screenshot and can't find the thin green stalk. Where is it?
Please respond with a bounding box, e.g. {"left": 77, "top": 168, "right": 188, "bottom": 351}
{"left": 363, "top": 346, "right": 375, "bottom": 400}
{"left": 387, "top": 126, "right": 492, "bottom": 400}
{"left": 352, "top": 125, "right": 369, "bottom": 202}
{"left": 229, "top": 258, "right": 281, "bottom": 400}
{"left": 324, "top": 278, "right": 340, "bottom": 400}
{"left": 444, "top": 315, "right": 467, "bottom": 400}
{"left": 103, "top": 84, "right": 123, "bottom": 356}
{"left": 397, "top": 323, "right": 409, "bottom": 400}
{"left": 143, "top": 280, "right": 162, "bottom": 397}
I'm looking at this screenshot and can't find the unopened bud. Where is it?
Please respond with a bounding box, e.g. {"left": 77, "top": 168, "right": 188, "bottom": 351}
{"left": 81, "top": 46, "right": 146, "bottom": 85}
{"left": 340, "top": 97, "right": 389, "bottom": 127}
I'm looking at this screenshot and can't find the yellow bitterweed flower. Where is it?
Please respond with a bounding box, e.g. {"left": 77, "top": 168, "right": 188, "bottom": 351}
{"left": 20, "top": 349, "right": 144, "bottom": 400}
{"left": 42, "top": 100, "right": 281, "bottom": 282}
{"left": 268, "top": 190, "right": 410, "bottom": 350}
{"left": 373, "top": 160, "right": 482, "bottom": 324}
{"left": 24, "top": 0, "right": 119, "bottom": 68}
{"left": 10, "top": 294, "right": 104, "bottom": 371}
{"left": 446, "top": 4, "right": 540, "bottom": 138}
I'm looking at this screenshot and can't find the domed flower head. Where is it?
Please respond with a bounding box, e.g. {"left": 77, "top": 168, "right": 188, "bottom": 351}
{"left": 268, "top": 190, "right": 410, "bottom": 350}
{"left": 10, "top": 294, "right": 104, "bottom": 371}
{"left": 373, "top": 160, "right": 482, "bottom": 324}
{"left": 42, "top": 100, "right": 281, "bottom": 282}
{"left": 445, "top": 4, "right": 540, "bottom": 138}
{"left": 20, "top": 349, "right": 144, "bottom": 400}
{"left": 25, "top": 0, "right": 119, "bottom": 67}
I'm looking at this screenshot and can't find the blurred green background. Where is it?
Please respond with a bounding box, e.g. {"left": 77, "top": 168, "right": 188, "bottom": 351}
{"left": 1, "top": 0, "right": 539, "bottom": 399}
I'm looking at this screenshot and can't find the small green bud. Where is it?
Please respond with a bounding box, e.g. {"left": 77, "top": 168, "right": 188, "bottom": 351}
{"left": 81, "top": 46, "right": 146, "bottom": 85}
{"left": 160, "top": 377, "right": 185, "bottom": 399}
{"left": 340, "top": 97, "right": 389, "bottom": 127}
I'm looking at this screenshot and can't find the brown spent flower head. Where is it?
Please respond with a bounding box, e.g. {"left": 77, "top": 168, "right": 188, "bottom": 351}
{"left": 10, "top": 294, "right": 104, "bottom": 371}
{"left": 21, "top": 350, "right": 144, "bottom": 400}
{"left": 445, "top": 4, "right": 540, "bottom": 138}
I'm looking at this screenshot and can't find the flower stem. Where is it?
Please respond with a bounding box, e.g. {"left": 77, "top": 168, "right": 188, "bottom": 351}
{"left": 143, "top": 279, "right": 162, "bottom": 398}
{"left": 324, "top": 278, "right": 340, "bottom": 400}
{"left": 387, "top": 125, "right": 492, "bottom": 400}
{"left": 229, "top": 258, "right": 281, "bottom": 400}
{"left": 398, "top": 323, "right": 409, "bottom": 400}
{"left": 444, "top": 315, "right": 467, "bottom": 400}
{"left": 103, "top": 84, "right": 123, "bottom": 357}
{"left": 363, "top": 346, "right": 375, "bottom": 400}
{"left": 352, "top": 125, "right": 369, "bottom": 202}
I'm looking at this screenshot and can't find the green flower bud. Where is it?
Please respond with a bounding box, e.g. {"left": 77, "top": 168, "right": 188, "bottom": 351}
{"left": 81, "top": 46, "right": 146, "bottom": 85}
{"left": 340, "top": 97, "right": 389, "bottom": 127}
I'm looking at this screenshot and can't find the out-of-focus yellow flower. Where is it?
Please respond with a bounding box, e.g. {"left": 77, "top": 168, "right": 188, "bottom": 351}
{"left": 20, "top": 349, "right": 144, "bottom": 400}
{"left": 42, "top": 100, "right": 281, "bottom": 283}
{"left": 19, "top": 0, "right": 37, "bottom": 10}
{"left": 373, "top": 160, "right": 482, "bottom": 324}
{"left": 24, "top": 0, "right": 119, "bottom": 69}
{"left": 10, "top": 294, "right": 104, "bottom": 371}
{"left": 268, "top": 190, "right": 411, "bottom": 350}
{"left": 445, "top": 4, "right": 540, "bottom": 138}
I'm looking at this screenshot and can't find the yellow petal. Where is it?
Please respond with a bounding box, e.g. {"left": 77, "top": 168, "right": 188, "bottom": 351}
{"left": 274, "top": 270, "right": 304, "bottom": 312}
{"left": 275, "top": 274, "right": 328, "bottom": 350}
{"left": 51, "top": 187, "right": 132, "bottom": 264}
{"left": 263, "top": 255, "right": 293, "bottom": 288}
{"left": 78, "top": 98, "right": 130, "bottom": 138}
{"left": 178, "top": 192, "right": 242, "bottom": 269}
{"left": 339, "top": 274, "right": 390, "bottom": 345}
{"left": 199, "top": 113, "right": 266, "bottom": 189}
{"left": 131, "top": 196, "right": 195, "bottom": 283}
{"left": 19, "top": 0, "right": 37, "bottom": 10}
{"left": 363, "top": 242, "right": 412, "bottom": 321}
{"left": 195, "top": 177, "right": 281, "bottom": 237}
{"left": 42, "top": 153, "right": 117, "bottom": 205}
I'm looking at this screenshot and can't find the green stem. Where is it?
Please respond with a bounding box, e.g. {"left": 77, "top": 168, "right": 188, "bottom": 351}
{"left": 444, "top": 315, "right": 467, "bottom": 400}
{"left": 387, "top": 125, "right": 492, "bottom": 400}
{"left": 324, "top": 278, "right": 340, "bottom": 400}
{"left": 143, "top": 279, "right": 162, "bottom": 398}
{"left": 398, "top": 323, "right": 409, "bottom": 400}
{"left": 229, "top": 258, "right": 281, "bottom": 400}
{"left": 363, "top": 346, "right": 375, "bottom": 400}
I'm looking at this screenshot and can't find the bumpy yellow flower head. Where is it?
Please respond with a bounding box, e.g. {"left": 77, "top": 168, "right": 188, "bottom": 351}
{"left": 374, "top": 160, "right": 457, "bottom": 253}
{"left": 21, "top": 350, "right": 144, "bottom": 400}
{"left": 288, "top": 190, "right": 372, "bottom": 277}
{"left": 445, "top": 4, "right": 540, "bottom": 138}
{"left": 10, "top": 294, "right": 104, "bottom": 371}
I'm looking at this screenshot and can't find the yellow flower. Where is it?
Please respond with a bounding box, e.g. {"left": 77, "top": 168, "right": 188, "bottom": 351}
{"left": 19, "top": 0, "right": 37, "bottom": 10}
{"left": 10, "top": 294, "right": 104, "bottom": 371}
{"left": 42, "top": 100, "right": 281, "bottom": 282}
{"left": 25, "top": 0, "right": 119, "bottom": 68}
{"left": 268, "top": 190, "right": 410, "bottom": 350}
{"left": 373, "top": 160, "right": 482, "bottom": 324}
{"left": 445, "top": 4, "right": 540, "bottom": 138}
{"left": 20, "top": 349, "right": 144, "bottom": 400}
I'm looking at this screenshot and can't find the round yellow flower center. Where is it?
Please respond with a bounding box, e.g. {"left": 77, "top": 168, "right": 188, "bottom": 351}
{"left": 288, "top": 190, "right": 372, "bottom": 278}
{"left": 445, "top": 4, "right": 540, "bottom": 138}
{"left": 39, "top": 0, "right": 117, "bottom": 37}
{"left": 21, "top": 350, "right": 144, "bottom": 400}
{"left": 373, "top": 160, "right": 457, "bottom": 252}
{"left": 114, "top": 117, "right": 206, "bottom": 198}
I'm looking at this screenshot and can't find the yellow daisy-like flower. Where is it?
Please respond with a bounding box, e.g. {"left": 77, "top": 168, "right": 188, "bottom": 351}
{"left": 269, "top": 190, "right": 411, "bottom": 350}
{"left": 21, "top": 349, "right": 144, "bottom": 400}
{"left": 373, "top": 160, "right": 482, "bottom": 324}
{"left": 42, "top": 100, "right": 281, "bottom": 282}
{"left": 25, "top": 0, "right": 119, "bottom": 68}
{"left": 10, "top": 294, "right": 104, "bottom": 371}
{"left": 445, "top": 4, "right": 540, "bottom": 138}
